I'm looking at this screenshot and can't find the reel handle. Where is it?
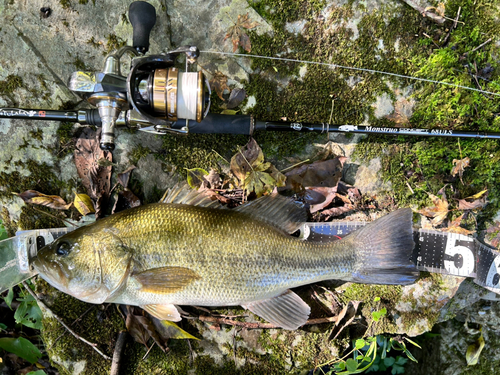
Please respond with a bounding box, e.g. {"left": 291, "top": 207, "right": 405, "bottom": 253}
{"left": 129, "top": 1, "right": 156, "bottom": 54}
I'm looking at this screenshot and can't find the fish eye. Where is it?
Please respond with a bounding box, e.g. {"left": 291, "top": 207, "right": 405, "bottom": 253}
{"left": 55, "top": 242, "right": 71, "bottom": 257}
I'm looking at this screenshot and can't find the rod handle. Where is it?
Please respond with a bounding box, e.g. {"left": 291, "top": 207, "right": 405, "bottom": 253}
{"left": 174, "top": 113, "right": 254, "bottom": 135}
{"left": 129, "top": 1, "right": 156, "bottom": 54}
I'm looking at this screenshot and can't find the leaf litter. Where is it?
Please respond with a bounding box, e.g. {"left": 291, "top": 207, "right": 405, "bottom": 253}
{"left": 224, "top": 13, "right": 260, "bottom": 53}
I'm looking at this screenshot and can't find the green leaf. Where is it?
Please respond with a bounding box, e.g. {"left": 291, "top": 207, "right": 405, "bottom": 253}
{"left": 334, "top": 361, "right": 346, "bottom": 371}
{"left": 403, "top": 347, "right": 418, "bottom": 362}
{"left": 466, "top": 331, "right": 485, "bottom": 366}
{"left": 346, "top": 358, "right": 358, "bottom": 372}
{"left": 185, "top": 168, "right": 209, "bottom": 189}
{"left": 14, "top": 295, "right": 42, "bottom": 330}
{"left": 404, "top": 337, "right": 422, "bottom": 349}
{"left": 355, "top": 339, "right": 367, "bottom": 350}
{"left": 26, "top": 371, "right": 46, "bottom": 375}
{"left": 0, "top": 337, "right": 42, "bottom": 363}
{"left": 0, "top": 323, "right": 7, "bottom": 330}
{"left": 392, "top": 364, "right": 406, "bottom": 374}
{"left": 384, "top": 357, "right": 396, "bottom": 367}
{"left": 371, "top": 307, "right": 387, "bottom": 322}
{"left": 373, "top": 297, "right": 380, "bottom": 302}
{"left": 395, "top": 356, "right": 408, "bottom": 366}
{"left": 3, "top": 288, "right": 14, "bottom": 309}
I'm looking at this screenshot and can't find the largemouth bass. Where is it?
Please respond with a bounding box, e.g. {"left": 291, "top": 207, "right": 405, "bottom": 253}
{"left": 33, "top": 188, "right": 418, "bottom": 330}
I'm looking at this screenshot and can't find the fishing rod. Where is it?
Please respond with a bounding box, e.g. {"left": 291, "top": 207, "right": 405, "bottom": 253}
{"left": 1, "top": 1, "right": 500, "bottom": 151}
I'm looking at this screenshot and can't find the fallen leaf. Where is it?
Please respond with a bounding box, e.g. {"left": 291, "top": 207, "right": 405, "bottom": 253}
{"left": 74, "top": 127, "right": 112, "bottom": 218}
{"left": 466, "top": 329, "right": 485, "bottom": 366}
{"left": 17, "top": 190, "right": 72, "bottom": 210}
{"left": 209, "top": 71, "right": 230, "bottom": 101}
{"left": 451, "top": 157, "right": 470, "bottom": 183}
{"left": 457, "top": 190, "right": 488, "bottom": 210}
{"left": 73, "top": 191, "right": 95, "bottom": 216}
{"left": 117, "top": 166, "right": 136, "bottom": 188}
{"left": 224, "top": 13, "right": 260, "bottom": 52}
{"left": 425, "top": 2, "right": 446, "bottom": 17}
{"left": 418, "top": 192, "right": 449, "bottom": 226}
{"left": 226, "top": 88, "right": 246, "bottom": 109}
{"left": 186, "top": 168, "right": 209, "bottom": 190}
{"left": 230, "top": 138, "right": 281, "bottom": 197}
{"left": 386, "top": 98, "right": 415, "bottom": 126}
{"left": 305, "top": 187, "right": 338, "bottom": 213}
{"left": 284, "top": 156, "right": 347, "bottom": 192}
{"left": 151, "top": 319, "right": 199, "bottom": 341}
{"left": 111, "top": 188, "right": 141, "bottom": 214}
{"left": 486, "top": 221, "right": 500, "bottom": 248}
{"left": 442, "top": 214, "right": 475, "bottom": 235}
{"left": 124, "top": 306, "right": 168, "bottom": 353}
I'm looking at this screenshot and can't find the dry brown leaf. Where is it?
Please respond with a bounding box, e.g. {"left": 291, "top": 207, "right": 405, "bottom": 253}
{"left": 209, "top": 71, "right": 230, "bottom": 101}
{"left": 284, "top": 156, "right": 347, "bottom": 192}
{"left": 226, "top": 88, "right": 246, "bottom": 109}
{"left": 425, "top": 2, "right": 446, "bottom": 17}
{"left": 17, "top": 190, "right": 72, "bottom": 210}
{"left": 418, "top": 192, "right": 449, "bottom": 226}
{"left": 74, "top": 127, "right": 112, "bottom": 218}
{"left": 386, "top": 98, "right": 415, "bottom": 125}
{"left": 451, "top": 157, "right": 470, "bottom": 183}
{"left": 457, "top": 190, "right": 488, "bottom": 211}
{"left": 224, "top": 13, "right": 260, "bottom": 52}
{"left": 306, "top": 187, "right": 338, "bottom": 213}
{"left": 331, "top": 301, "right": 361, "bottom": 340}
{"left": 442, "top": 214, "right": 475, "bottom": 235}
{"left": 486, "top": 221, "right": 500, "bottom": 248}
{"left": 117, "top": 166, "right": 136, "bottom": 188}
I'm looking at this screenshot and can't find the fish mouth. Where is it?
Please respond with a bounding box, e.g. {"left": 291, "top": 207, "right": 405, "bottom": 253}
{"left": 31, "top": 256, "right": 69, "bottom": 290}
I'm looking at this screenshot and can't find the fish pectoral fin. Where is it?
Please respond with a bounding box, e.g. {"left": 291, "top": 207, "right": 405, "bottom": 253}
{"left": 133, "top": 266, "right": 201, "bottom": 294}
{"left": 242, "top": 289, "right": 311, "bottom": 330}
{"left": 142, "top": 304, "right": 182, "bottom": 321}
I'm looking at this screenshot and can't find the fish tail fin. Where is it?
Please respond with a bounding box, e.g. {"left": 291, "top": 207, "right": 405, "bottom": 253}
{"left": 348, "top": 208, "right": 418, "bottom": 285}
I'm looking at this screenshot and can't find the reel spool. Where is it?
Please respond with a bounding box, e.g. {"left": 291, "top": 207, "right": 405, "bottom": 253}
{"left": 127, "top": 53, "right": 211, "bottom": 132}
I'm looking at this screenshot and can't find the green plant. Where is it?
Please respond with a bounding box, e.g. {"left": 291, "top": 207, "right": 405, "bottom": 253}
{"left": 316, "top": 300, "right": 420, "bottom": 374}
{"left": 14, "top": 287, "right": 43, "bottom": 330}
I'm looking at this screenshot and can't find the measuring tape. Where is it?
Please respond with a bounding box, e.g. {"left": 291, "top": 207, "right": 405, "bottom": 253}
{"left": 1, "top": 224, "right": 499, "bottom": 297}
{"left": 303, "top": 222, "right": 500, "bottom": 296}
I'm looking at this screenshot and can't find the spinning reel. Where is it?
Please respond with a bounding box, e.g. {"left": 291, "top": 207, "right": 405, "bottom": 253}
{"left": 67, "top": 1, "right": 210, "bottom": 150}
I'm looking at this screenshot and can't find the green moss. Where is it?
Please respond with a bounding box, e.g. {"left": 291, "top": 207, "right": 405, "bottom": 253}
{"left": 0, "top": 75, "right": 23, "bottom": 95}
{"left": 36, "top": 281, "right": 124, "bottom": 375}
{"left": 104, "top": 34, "right": 126, "bottom": 55}
{"left": 73, "top": 56, "right": 88, "bottom": 71}
{"left": 59, "top": 0, "right": 71, "bottom": 10}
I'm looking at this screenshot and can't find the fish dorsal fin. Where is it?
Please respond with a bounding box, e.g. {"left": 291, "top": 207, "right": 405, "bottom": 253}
{"left": 160, "top": 184, "right": 221, "bottom": 208}
{"left": 242, "top": 289, "right": 311, "bottom": 330}
{"left": 234, "top": 194, "right": 307, "bottom": 234}
{"left": 142, "top": 304, "right": 181, "bottom": 321}
{"left": 133, "top": 266, "right": 201, "bottom": 294}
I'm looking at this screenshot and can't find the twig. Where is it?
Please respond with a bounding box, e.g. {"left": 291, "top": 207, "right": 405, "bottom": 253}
{"left": 442, "top": 6, "right": 461, "bottom": 46}
{"left": 48, "top": 305, "right": 96, "bottom": 350}
{"left": 142, "top": 341, "right": 155, "bottom": 360}
{"left": 196, "top": 314, "right": 339, "bottom": 329}
{"left": 31, "top": 206, "right": 76, "bottom": 227}
{"left": 463, "top": 38, "right": 493, "bottom": 56}
{"left": 22, "top": 282, "right": 111, "bottom": 361}
{"left": 422, "top": 33, "right": 440, "bottom": 48}
{"left": 110, "top": 331, "right": 128, "bottom": 375}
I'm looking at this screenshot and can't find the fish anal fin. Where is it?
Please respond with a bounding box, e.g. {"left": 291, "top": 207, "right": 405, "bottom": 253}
{"left": 133, "top": 266, "right": 200, "bottom": 294}
{"left": 142, "top": 304, "right": 181, "bottom": 321}
{"left": 242, "top": 290, "right": 311, "bottom": 330}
